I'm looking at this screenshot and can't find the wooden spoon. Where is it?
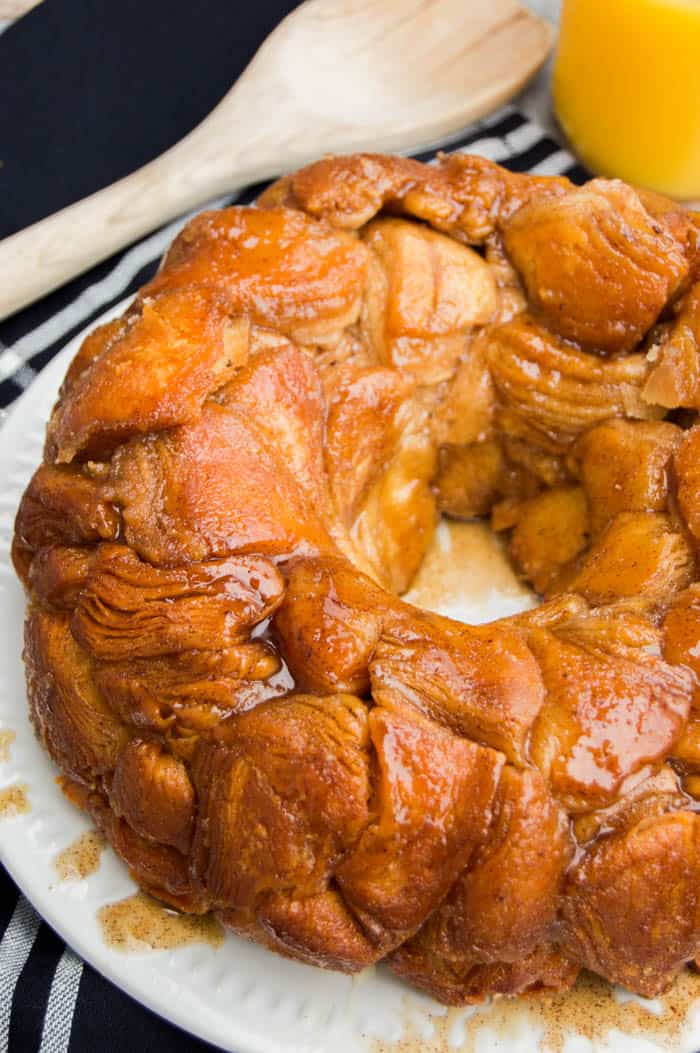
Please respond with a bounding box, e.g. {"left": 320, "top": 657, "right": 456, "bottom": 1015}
{"left": 0, "top": 0, "right": 552, "bottom": 319}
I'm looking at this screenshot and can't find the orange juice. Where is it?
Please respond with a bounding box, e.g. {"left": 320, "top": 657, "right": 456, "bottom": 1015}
{"left": 553, "top": 0, "right": 700, "bottom": 199}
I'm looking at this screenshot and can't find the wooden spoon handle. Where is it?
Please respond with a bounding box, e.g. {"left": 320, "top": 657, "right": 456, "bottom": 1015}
{"left": 0, "top": 134, "right": 261, "bottom": 320}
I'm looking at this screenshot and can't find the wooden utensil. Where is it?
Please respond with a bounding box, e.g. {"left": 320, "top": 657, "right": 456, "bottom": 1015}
{"left": 0, "top": 0, "right": 552, "bottom": 320}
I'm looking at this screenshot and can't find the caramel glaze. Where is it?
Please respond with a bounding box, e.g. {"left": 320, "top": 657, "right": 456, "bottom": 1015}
{"left": 12, "top": 150, "right": 700, "bottom": 1009}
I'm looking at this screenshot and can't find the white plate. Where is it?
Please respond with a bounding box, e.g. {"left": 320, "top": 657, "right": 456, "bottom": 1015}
{"left": 2, "top": 301, "right": 700, "bottom": 1053}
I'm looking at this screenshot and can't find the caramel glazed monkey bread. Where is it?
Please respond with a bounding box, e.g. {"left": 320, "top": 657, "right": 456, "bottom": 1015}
{"left": 13, "top": 151, "right": 700, "bottom": 1005}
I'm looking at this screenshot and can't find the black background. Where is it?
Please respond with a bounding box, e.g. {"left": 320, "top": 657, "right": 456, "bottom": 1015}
{"left": 0, "top": 0, "right": 300, "bottom": 238}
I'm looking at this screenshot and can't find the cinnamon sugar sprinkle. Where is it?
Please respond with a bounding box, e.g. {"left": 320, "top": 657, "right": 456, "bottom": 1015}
{"left": 371, "top": 969, "right": 700, "bottom": 1052}
{"left": 54, "top": 829, "right": 106, "bottom": 882}
{"left": 0, "top": 782, "right": 29, "bottom": 818}
{"left": 98, "top": 892, "right": 224, "bottom": 953}
{"left": 0, "top": 729, "right": 16, "bottom": 762}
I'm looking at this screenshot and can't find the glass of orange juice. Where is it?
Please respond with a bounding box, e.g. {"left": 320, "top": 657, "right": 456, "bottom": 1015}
{"left": 552, "top": 0, "right": 700, "bottom": 200}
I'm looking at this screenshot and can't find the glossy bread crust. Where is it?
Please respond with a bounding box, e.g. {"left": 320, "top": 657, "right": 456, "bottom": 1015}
{"left": 13, "top": 152, "right": 700, "bottom": 1004}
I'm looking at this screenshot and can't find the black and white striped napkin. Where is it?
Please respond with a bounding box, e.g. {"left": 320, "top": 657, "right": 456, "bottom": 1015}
{"left": 0, "top": 108, "right": 586, "bottom": 1052}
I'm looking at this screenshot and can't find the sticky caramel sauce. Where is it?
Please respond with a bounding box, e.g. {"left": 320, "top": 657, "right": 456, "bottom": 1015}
{"left": 98, "top": 892, "right": 224, "bottom": 953}
{"left": 54, "top": 829, "right": 106, "bottom": 882}
{"left": 372, "top": 969, "right": 700, "bottom": 1053}
{"left": 0, "top": 782, "right": 29, "bottom": 818}
{"left": 0, "top": 729, "right": 15, "bottom": 762}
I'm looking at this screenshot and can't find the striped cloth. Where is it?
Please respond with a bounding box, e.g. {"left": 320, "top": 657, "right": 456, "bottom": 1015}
{"left": 0, "top": 108, "right": 586, "bottom": 1052}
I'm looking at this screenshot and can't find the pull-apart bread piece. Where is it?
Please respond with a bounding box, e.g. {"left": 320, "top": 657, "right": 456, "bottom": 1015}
{"left": 14, "top": 150, "right": 700, "bottom": 1004}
